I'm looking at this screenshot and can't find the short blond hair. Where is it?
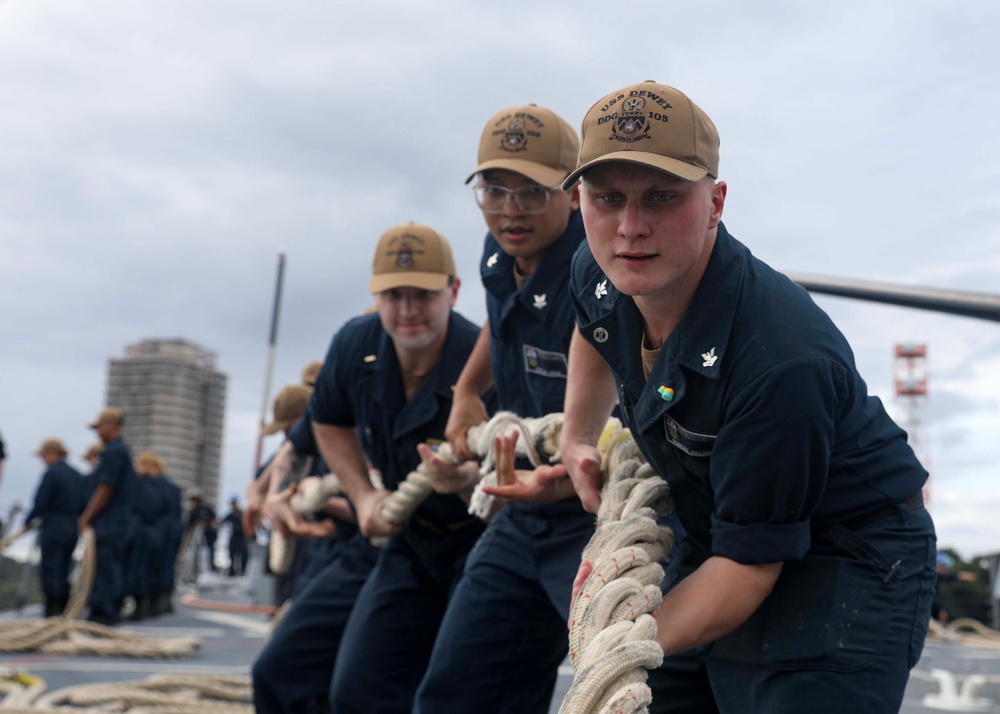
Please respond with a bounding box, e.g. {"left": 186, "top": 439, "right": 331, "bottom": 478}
{"left": 134, "top": 451, "right": 165, "bottom": 476}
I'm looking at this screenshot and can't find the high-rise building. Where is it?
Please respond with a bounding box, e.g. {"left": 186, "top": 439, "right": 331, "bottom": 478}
{"left": 106, "top": 339, "right": 227, "bottom": 505}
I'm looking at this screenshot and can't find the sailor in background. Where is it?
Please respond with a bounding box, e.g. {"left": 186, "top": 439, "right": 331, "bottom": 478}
{"left": 139, "top": 452, "right": 183, "bottom": 614}
{"left": 27, "top": 438, "right": 84, "bottom": 617}
{"left": 186, "top": 492, "right": 219, "bottom": 576}
{"left": 220, "top": 496, "right": 248, "bottom": 576}
{"left": 80, "top": 407, "right": 138, "bottom": 626}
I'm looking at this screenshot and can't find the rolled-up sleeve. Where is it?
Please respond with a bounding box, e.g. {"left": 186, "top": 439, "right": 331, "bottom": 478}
{"left": 709, "top": 358, "right": 847, "bottom": 564}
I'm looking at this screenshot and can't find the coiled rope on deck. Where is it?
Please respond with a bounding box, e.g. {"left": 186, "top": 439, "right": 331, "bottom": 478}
{"left": 0, "top": 528, "right": 200, "bottom": 659}
{"left": 0, "top": 525, "right": 95, "bottom": 620}
{"left": 927, "top": 617, "right": 1000, "bottom": 649}
{"left": 0, "top": 617, "right": 201, "bottom": 658}
{"left": 0, "top": 672, "right": 250, "bottom": 713}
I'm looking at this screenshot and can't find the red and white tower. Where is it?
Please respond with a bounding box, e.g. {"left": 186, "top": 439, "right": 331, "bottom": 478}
{"left": 894, "top": 343, "right": 930, "bottom": 505}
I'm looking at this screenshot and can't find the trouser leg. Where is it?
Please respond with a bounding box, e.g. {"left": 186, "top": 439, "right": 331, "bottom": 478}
{"left": 329, "top": 533, "right": 462, "bottom": 714}
{"left": 415, "top": 508, "right": 576, "bottom": 714}
{"left": 253, "top": 537, "right": 377, "bottom": 714}
{"left": 706, "top": 508, "right": 936, "bottom": 714}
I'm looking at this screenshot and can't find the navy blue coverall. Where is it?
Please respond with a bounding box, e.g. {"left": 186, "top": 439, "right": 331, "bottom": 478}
{"left": 151, "top": 474, "right": 183, "bottom": 608}
{"left": 26, "top": 459, "right": 84, "bottom": 616}
{"left": 308, "top": 310, "right": 488, "bottom": 714}
{"left": 251, "top": 413, "right": 377, "bottom": 714}
{"left": 86, "top": 438, "right": 138, "bottom": 622}
{"left": 571, "top": 223, "right": 937, "bottom": 714}
{"left": 415, "top": 212, "right": 597, "bottom": 714}
{"left": 126, "top": 474, "right": 168, "bottom": 612}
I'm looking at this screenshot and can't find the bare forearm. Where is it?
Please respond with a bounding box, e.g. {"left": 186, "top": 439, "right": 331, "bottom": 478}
{"left": 265, "top": 441, "right": 296, "bottom": 497}
{"left": 312, "top": 422, "right": 374, "bottom": 504}
{"left": 656, "top": 556, "right": 782, "bottom": 656}
{"left": 80, "top": 484, "right": 113, "bottom": 529}
{"left": 559, "top": 329, "right": 619, "bottom": 511}
{"left": 562, "top": 327, "right": 618, "bottom": 445}
{"left": 455, "top": 322, "right": 494, "bottom": 398}
{"left": 323, "top": 496, "right": 355, "bottom": 522}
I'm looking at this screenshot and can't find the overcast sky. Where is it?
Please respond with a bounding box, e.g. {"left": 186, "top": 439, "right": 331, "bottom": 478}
{"left": 1, "top": 1, "right": 998, "bottom": 558}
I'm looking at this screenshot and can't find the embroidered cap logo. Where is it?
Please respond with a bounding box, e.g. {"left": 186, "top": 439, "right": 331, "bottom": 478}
{"left": 611, "top": 96, "right": 651, "bottom": 144}
{"left": 395, "top": 243, "right": 415, "bottom": 269}
{"left": 501, "top": 117, "right": 527, "bottom": 153}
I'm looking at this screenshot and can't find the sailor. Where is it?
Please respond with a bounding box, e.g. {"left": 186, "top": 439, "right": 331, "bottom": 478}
{"left": 186, "top": 492, "right": 218, "bottom": 576}
{"left": 259, "top": 383, "right": 318, "bottom": 600}
{"left": 140, "top": 452, "right": 183, "bottom": 614}
{"left": 307, "top": 223, "right": 489, "bottom": 713}
{"left": 221, "top": 497, "right": 248, "bottom": 576}
{"left": 79, "top": 443, "right": 104, "bottom": 513}
{"left": 243, "top": 361, "right": 324, "bottom": 540}
{"left": 27, "top": 438, "right": 84, "bottom": 617}
{"left": 126, "top": 451, "right": 169, "bottom": 620}
{"left": 80, "top": 407, "right": 138, "bottom": 625}
{"left": 414, "top": 104, "right": 594, "bottom": 713}
{"left": 251, "top": 412, "right": 377, "bottom": 714}
{"left": 559, "top": 80, "right": 937, "bottom": 713}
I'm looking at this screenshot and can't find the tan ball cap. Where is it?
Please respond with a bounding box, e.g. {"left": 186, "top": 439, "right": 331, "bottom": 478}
{"left": 369, "top": 223, "right": 456, "bottom": 294}
{"left": 563, "top": 81, "right": 719, "bottom": 188}
{"left": 466, "top": 104, "right": 579, "bottom": 187}
{"left": 301, "top": 359, "right": 324, "bottom": 387}
{"left": 262, "top": 384, "right": 313, "bottom": 436}
{"left": 88, "top": 407, "right": 124, "bottom": 429}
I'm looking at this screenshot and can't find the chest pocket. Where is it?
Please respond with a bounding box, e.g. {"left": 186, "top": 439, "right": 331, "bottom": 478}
{"left": 663, "top": 415, "right": 715, "bottom": 479}
{"left": 522, "top": 344, "right": 568, "bottom": 414}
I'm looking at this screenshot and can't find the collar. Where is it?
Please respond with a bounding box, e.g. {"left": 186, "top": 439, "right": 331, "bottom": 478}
{"left": 482, "top": 210, "right": 585, "bottom": 324}
{"left": 371, "top": 313, "right": 462, "bottom": 439}
{"left": 578, "top": 223, "right": 744, "bottom": 433}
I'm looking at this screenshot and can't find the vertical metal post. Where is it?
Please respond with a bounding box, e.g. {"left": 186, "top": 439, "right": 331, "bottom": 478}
{"left": 253, "top": 253, "right": 286, "bottom": 475}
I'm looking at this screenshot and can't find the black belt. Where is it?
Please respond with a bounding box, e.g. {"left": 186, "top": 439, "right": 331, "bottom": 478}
{"left": 838, "top": 490, "right": 924, "bottom": 533}
{"left": 412, "top": 517, "right": 480, "bottom": 538}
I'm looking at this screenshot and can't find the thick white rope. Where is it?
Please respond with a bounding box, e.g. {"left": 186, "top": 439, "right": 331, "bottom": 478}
{"left": 0, "top": 523, "right": 94, "bottom": 621}
{"left": 0, "top": 521, "right": 38, "bottom": 553}
{"left": 277, "top": 412, "right": 563, "bottom": 531}
{"left": 63, "top": 528, "right": 96, "bottom": 620}
{"left": 466, "top": 412, "right": 564, "bottom": 521}
{"left": 266, "top": 456, "right": 314, "bottom": 575}
{"left": 558, "top": 423, "right": 675, "bottom": 714}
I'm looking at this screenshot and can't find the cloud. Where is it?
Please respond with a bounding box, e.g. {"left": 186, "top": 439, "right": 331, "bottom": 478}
{"left": 1, "top": 0, "right": 999, "bottom": 558}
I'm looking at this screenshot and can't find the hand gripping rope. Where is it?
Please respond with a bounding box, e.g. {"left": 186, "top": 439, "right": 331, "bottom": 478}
{"left": 280, "top": 412, "right": 675, "bottom": 713}
{"left": 280, "top": 411, "right": 564, "bottom": 531}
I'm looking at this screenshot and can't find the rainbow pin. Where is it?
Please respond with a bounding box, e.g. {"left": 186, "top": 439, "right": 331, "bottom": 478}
{"left": 657, "top": 386, "right": 675, "bottom": 402}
